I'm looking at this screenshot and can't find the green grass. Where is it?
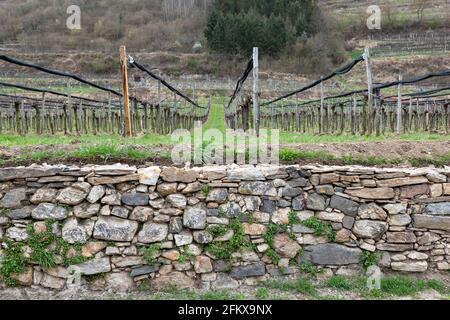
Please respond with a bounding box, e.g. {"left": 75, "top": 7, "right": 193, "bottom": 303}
{"left": 322, "top": 275, "right": 450, "bottom": 299}
{"left": 259, "top": 278, "right": 317, "bottom": 296}
{"left": 203, "top": 102, "right": 226, "bottom": 134}
{"left": 0, "top": 134, "right": 172, "bottom": 147}
{"left": 280, "top": 149, "right": 335, "bottom": 162}
{"left": 0, "top": 142, "right": 169, "bottom": 164}
{"left": 375, "top": 276, "right": 449, "bottom": 297}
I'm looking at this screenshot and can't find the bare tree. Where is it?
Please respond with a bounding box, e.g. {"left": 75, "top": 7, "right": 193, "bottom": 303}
{"left": 414, "top": 0, "right": 430, "bottom": 22}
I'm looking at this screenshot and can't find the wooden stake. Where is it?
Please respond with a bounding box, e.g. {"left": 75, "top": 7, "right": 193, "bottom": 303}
{"left": 320, "top": 77, "right": 324, "bottom": 134}
{"left": 396, "top": 74, "right": 402, "bottom": 135}
{"left": 253, "top": 47, "right": 260, "bottom": 136}
{"left": 120, "top": 45, "right": 132, "bottom": 137}
{"left": 363, "top": 47, "right": 373, "bottom": 135}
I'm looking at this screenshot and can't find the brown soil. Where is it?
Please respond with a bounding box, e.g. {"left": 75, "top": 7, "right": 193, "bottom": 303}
{"left": 282, "top": 140, "right": 450, "bottom": 159}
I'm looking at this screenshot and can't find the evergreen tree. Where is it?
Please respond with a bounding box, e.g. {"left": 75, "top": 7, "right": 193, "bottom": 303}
{"left": 205, "top": 0, "right": 319, "bottom": 56}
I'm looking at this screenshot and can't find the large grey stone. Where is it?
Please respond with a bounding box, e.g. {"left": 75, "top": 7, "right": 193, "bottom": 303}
{"left": 315, "top": 185, "right": 335, "bottom": 195}
{"left": 74, "top": 203, "right": 100, "bottom": 218}
{"left": 86, "top": 186, "right": 105, "bottom": 203}
{"left": 352, "top": 220, "right": 387, "bottom": 239}
{"left": 30, "top": 188, "right": 58, "bottom": 204}
{"left": 6, "top": 227, "right": 28, "bottom": 241}
{"left": 238, "top": 182, "right": 277, "bottom": 197}
{"left": 227, "top": 167, "right": 265, "bottom": 181}
{"left": 93, "top": 216, "right": 139, "bottom": 241}
{"left": 101, "top": 192, "right": 121, "bottom": 206}
{"left": 40, "top": 274, "right": 66, "bottom": 290}
{"left": 306, "top": 193, "right": 326, "bottom": 211}
{"left": 280, "top": 186, "right": 302, "bottom": 198}
{"left": 138, "top": 167, "right": 161, "bottom": 186}
{"left": 300, "top": 244, "right": 362, "bottom": 265}
{"left": 194, "top": 231, "right": 214, "bottom": 244}
{"left": 391, "top": 261, "right": 428, "bottom": 272}
{"left": 413, "top": 214, "right": 450, "bottom": 231}
{"left": 212, "top": 273, "right": 239, "bottom": 290}
{"left": 346, "top": 188, "right": 395, "bottom": 200}
{"left": 330, "top": 195, "right": 359, "bottom": 216}
{"left": 6, "top": 207, "right": 33, "bottom": 220}
{"left": 174, "top": 232, "right": 193, "bottom": 246}
{"left": 166, "top": 194, "right": 187, "bottom": 209}
{"left": 261, "top": 198, "right": 276, "bottom": 213}
{"left": 56, "top": 187, "right": 88, "bottom": 205}
{"left": 424, "top": 202, "right": 450, "bottom": 216}
{"left": 272, "top": 234, "right": 301, "bottom": 258}
{"left": 376, "top": 176, "right": 429, "bottom": 188}
{"left": 386, "top": 231, "right": 416, "bottom": 243}
{"left": 183, "top": 207, "right": 207, "bottom": 229}
{"left": 288, "top": 177, "right": 309, "bottom": 188}
{"left": 376, "top": 243, "right": 414, "bottom": 251}
{"left": 292, "top": 196, "right": 304, "bottom": 211}
{"left": 206, "top": 188, "right": 228, "bottom": 203}
{"left": 0, "top": 188, "right": 26, "bottom": 209}
{"left": 358, "top": 203, "right": 387, "bottom": 220}
{"left": 62, "top": 218, "right": 89, "bottom": 244}
{"left": 384, "top": 203, "right": 407, "bottom": 215}
{"left": 138, "top": 222, "right": 168, "bottom": 243}
{"left": 161, "top": 167, "right": 198, "bottom": 183}
{"left": 32, "top": 203, "right": 68, "bottom": 220}
{"left": 0, "top": 166, "right": 62, "bottom": 182}
{"left": 76, "top": 257, "right": 111, "bottom": 275}
{"left": 93, "top": 164, "right": 136, "bottom": 176}
{"left": 130, "top": 265, "right": 159, "bottom": 277}
{"left": 121, "top": 193, "right": 149, "bottom": 206}
{"left": 389, "top": 214, "right": 412, "bottom": 226}
{"left": 151, "top": 272, "right": 194, "bottom": 290}
{"left": 105, "top": 272, "right": 135, "bottom": 292}
{"left": 111, "top": 206, "right": 130, "bottom": 219}
{"left": 218, "top": 202, "right": 241, "bottom": 218}
{"left": 230, "top": 262, "right": 266, "bottom": 279}
{"left": 129, "top": 206, "right": 153, "bottom": 222}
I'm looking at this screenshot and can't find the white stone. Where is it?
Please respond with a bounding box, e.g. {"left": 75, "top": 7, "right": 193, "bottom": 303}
{"left": 138, "top": 167, "right": 161, "bottom": 186}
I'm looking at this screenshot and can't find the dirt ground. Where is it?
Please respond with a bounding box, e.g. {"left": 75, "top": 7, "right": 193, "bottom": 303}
{"left": 282, "top": 140, "right": 450, "bottom": 159}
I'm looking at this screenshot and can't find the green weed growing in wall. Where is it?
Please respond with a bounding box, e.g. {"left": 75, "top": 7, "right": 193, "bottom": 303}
{"left": 142, "top": 244, "right": 161, "bottom": 265}
{"left": 206, "top": 218, "right": 253, "bottom": 261}
{"left": 0, "top": 240, "right": 27, "bottom": 287}
{"left": 301, "top": 217, "right": 336, "bottom": 241}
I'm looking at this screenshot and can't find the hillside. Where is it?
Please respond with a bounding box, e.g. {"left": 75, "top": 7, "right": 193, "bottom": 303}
{"left": 0, "top": 0, "right": 449, "bottom": 78}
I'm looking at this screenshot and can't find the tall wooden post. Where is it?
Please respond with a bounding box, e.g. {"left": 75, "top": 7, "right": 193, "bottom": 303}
{"left": 396, "top": 74, "right": 402, "bottom": 135}
{"left": 363, "top": 47, "right": 373, "bottom": 135}
{"left": 67, "top": 80, "right": 72, "bottom": 134}
{"left": 15, "top": 101, "right": 21, "bottom": 135}
{"left": 120, "top": 45, "right": 132, "bottom": 137}
{"left": 320, "top": 77, "right": 324, "bottom": 134}
{"left": 253, "top": 47, "right": 260, "bottom": 136}
{"left": 351, "top": 96, "right": 356, "bottom": 135}
{"left": 295, "top": 94, "right": 300, "bottom": 132}
{"left": 408, "top": 97, "right": 413, "bottom": 132}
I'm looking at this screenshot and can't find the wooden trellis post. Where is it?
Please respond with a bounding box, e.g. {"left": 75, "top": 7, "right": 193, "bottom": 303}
{"left": 253, "top": 47, "right": 260, "bottom": 136}
{"left": 396, "top": 74, "right": 402, "bottom": 135}
{"left": 363, "top": 47, "right": 373, "bottom": 135}
{"left": 320, "top": 77, "right": 324, "bottom": 134}
{"left": 119, "top": 45, "right": 132, "bottom": 137}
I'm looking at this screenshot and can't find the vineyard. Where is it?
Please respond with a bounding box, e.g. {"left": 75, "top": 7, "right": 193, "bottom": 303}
{"left": 224, "top": 48, "right": 450, "bottom": 139}
{"left": 0, "top": 46, "right": 449, "bottom": 143}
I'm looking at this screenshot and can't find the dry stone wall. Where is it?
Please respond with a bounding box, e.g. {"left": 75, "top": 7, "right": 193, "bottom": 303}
{"left": 0, "top": 163, "right": 450, "bottom": 292}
